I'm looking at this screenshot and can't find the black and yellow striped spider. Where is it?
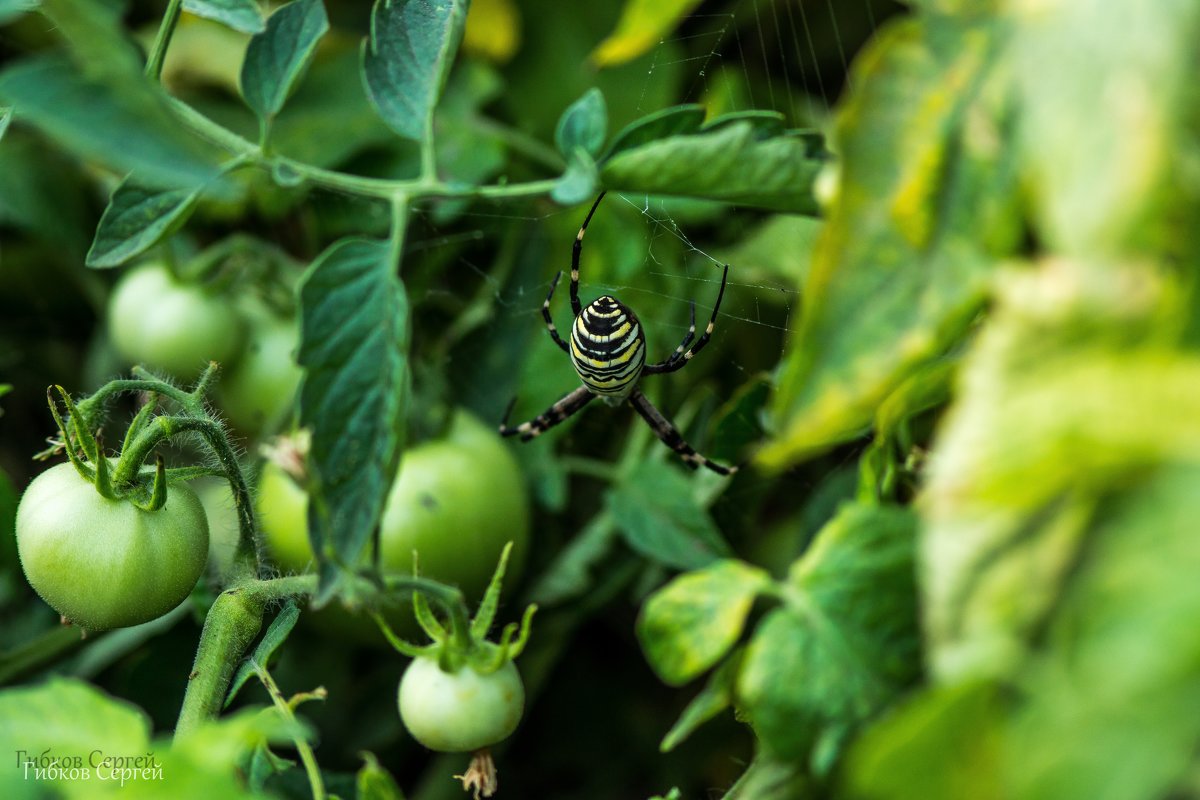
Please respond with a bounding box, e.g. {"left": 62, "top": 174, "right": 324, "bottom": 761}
{"left": 500, "top": 192, "right": 738, "bottom": 476}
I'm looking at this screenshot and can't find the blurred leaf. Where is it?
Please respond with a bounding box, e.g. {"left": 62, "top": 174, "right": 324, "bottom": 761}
{"left": 709, "top": 376, "right": 769, "bottom": 464}
{"left": 555, "top": 87, "right": 607, "bottom": 158}
{"left": 356, "top": 751, "right": 406, "bottom": 800}
{"left": 38, "top": 0, "right": 143, "bottom": 78}
{"left": 1013, "top": 0, "right": 1200, "bottom": 261}
{"left": 721, "top": 753, "right": 808, "bottom": 800}
{"left": 844, "top": 682, "right": 1004, "bottom": 800}
{"left": 526, "top": 515, "right": 617, "bottom": 606}
{"left": 606, "top": 460, "right": 731, "bottom": 571}
{"left": 736, "top": 503, "right": 919, "bottom": 760}
{"left": 638, "top": 559, "right": 770, "bottom": 685}
{"left": 1009, "top": 466, "right": 1200, "bottom": 800}
{"left": 702, "top": 110, "right": 787, "bottom": 138}
{"left": 225, "top": 602, "right": 301, "bottom": 708}
{"left": 240, "top": 0, "right": 329, "bottom": 126}
{"left": 591, "top": 0, "right": 703, "bottom": 67}
{"left": 762, "top": 15, "right": 1017, "bottom": 467}
{"left": 0, "top": 107, "right": 10, "bottom": 140}
{"left": 660, "top": 649, "right": 742, "bottom": 753}
{"left": 601, "top": 122, "right": 823, "bottom": 213}
{"left": 270, "top": 49, "right": 397, "bottom": 167}
{"left": 184, "top": 0, "right": 265, "bottom": 34}
{"left": 0, "top": 56, "right": 225, "bottom": 191}
{"left": 86, "top": 176, "right": 206, "bottom": 268}
{"left": 299, "top": 239, "right": 409, "bottom": 599}
{"left": 552, "top": 148, "right": 598, "bottom": 205}
{"left": 718, "top": 214, "right": 823, "bottom": 291}
{"left": 362, "top": 0, "right": 468, "bottom": 143}
{"left": 462, "top": 0, "right": 519, "bottom": 63}
{"left": 0, "top": 0, "right": 38, "bottom": 25}
{"left": 247, "top": 743, "right": 294, "bottom": 792}
{"left": 602, "top": 104, "right": 704, "bottom": 161}
{"left": 921, "top": 260, "right": 1200, "bottom": 681}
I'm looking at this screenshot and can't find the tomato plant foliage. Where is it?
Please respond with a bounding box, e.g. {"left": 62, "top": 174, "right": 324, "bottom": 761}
{"left": 1, "top": 0, "right": 1198, "bottom": 799}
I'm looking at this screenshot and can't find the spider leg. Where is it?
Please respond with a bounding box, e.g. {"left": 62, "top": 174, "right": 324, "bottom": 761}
{"left": 542, "top": 271, "right": 569, "bottom": 353}
{"left": 644, "top": 263, "right": 729, "bottom": 376}
{"left": 628, "top": 389, "right": 738, "bottom": 476}
{"left": 570, "top": 192, "right": 607, "bottom": 317}
{"left": 645, "top": 301, "right": 696, "bottom": 373}
{"left": 500, "top": 386, "right": 596, "bottom": 442}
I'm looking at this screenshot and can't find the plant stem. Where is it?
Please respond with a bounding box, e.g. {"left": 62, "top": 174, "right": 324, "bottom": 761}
{"left": 145, "top": 0, "right": 183, "bottom": 81}
{"left": 176, "top": 588, "right": 266, "bottom": 737}
{"left": 165, "top": 95, "right": 563, "bottom": 203}
{"left": 256, "top": 666, "right": 326, "bottom": 800}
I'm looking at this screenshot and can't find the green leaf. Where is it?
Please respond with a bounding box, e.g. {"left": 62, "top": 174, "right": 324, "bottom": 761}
{"left": 555, "top": 87, "right": 607, "bottom": 158}
{"left": 299, "top": 238, "right": 409, "bottom": 594}
{"left": 37, "top": 0, "right": 143, "bottom": 77}
{"left": 0, "top": 678, "right": 151, "bottom": 773}
{"left": 844, "top": 682, "right": 1005, "bottom": 800}
{"left": 605, "top": 460, "right": 731, "bottom": 571}
{"left": 1013, "top": 0, "right": 1200, "bottom": 261}
{"left": 362, "top": 0, "right": 468, "bottom": 143}
{"left": 701, "top": 110, "right": 787, "bottom": 138}
{"left": 600, "top": 122, "right": 823, "bottom": 213}
{"left": 0, "top": 107, "right": 10, "bottom": 141}
{"left": 240, "top": 0, "right": 329, "bottom": 125}
{"left": 602, "top": 104, "right": 705, "bottom": 160}
{"left": 225, "top": 602, "right": 302, "bottom": 708}
{"left": 357, "top": 751, "right": 407, "bottom": 800}
{"left": 591, "top": 0, "right": 704, "bottom": 67}
{"left": 183, "top": 0, "right": 265, "bottom": 33}
{"left": 551, "top": 148, "right": 598, "bottom": 206}
{"left": 637, "top": 559, "right": 770, "bottom": 685}
{"left": 0, "top": 0, "right": 38, "bottom": 26}
{"left": 761, "top": 15, "right": 1017, "bottom": 467}
{"left": 0, "top": 56, "right": 225, "bottom": 191}
{"left": 659, "top": 649, "right": 743, "bottom": 753}
{"left": 86, "top": 176, "right": 205, "bottom": 268}
{"left": 527, "top": 514, "right": 618, "bottom": 606}
{"left": 736, "top": 503, "right": 919, "bottom": 760}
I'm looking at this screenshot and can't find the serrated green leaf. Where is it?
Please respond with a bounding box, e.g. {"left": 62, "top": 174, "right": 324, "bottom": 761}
{"left": 362, "top": 0, "right": 468, "bottom": 143}
{"left": 555, "top": 87, "right": 607, "bottom": 158}
{"left": 736, "top": 503, "right": 919, "bottom": 760}
{"left": 240, "top": 0, "right": 329, "bottom": 125}
{"left": 183, "top": 0, "right": 265, "bottom": 33}
{"left": 659, "top": 649, "right": 742, "bottom": 752}
{"left": 606, "top": 460, "right": 731, "bottom": 571}
{"left": 602, "top": 104, "right": 705, "bottom": 160}
{"left": 0, "top": 56, "right": 224, "bottom": 191}
{"left": 638, "top": 560, "right": 770, "bottom": 685}
{"left": 299, "top": 238, "right": 409, "bottom": 592}
{"left": 225, "top": 602, "right": 302, "bottom": 708}
{"left": 601, "top": 122, "right": 823, "bottom": 213}
{"left": 761, "top": 15, "right": 1016, "bottom": 467}
{"left": 551, "top": 148, "right": 598, "bottom": 205}
{"left": 86, "top": 176, "right": 205, "bottom": 268}
{"left": 357, "top": 751, "right": 406, "bottom": 800}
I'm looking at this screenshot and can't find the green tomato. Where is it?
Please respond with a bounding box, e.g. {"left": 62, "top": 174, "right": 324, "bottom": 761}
{"left": 193, "top": 477, "right": 241, "bottom": 579}
{"left": 15, "top": 463, "right": 210, "bottom": 631}
{"left": 257, "top": 410, "right": 530, "bottom": 630}
{"left": 108, "top": 262, "right": 242, "bottom": 380}
{"left": 398, "top": 657, "right": 524, "bottom": 752}
{"left": 218, "top": 310, "right": 303, "bottom": 434}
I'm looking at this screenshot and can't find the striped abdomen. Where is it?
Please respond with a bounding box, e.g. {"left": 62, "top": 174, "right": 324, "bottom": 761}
{"left": 570, "top": 295, "right": 645, "bottom": 403}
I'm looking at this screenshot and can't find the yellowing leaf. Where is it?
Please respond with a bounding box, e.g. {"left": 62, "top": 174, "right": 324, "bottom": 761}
{"left": 463, "top": 0, "right": 520, "bottom": 63}
{"left": 591, "top": 0, "right": 703, "bottom": 68}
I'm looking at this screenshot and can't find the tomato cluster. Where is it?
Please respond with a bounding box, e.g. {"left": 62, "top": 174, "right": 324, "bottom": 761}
{"left": 107, "top": 261, "right": 302, "bottom": 434}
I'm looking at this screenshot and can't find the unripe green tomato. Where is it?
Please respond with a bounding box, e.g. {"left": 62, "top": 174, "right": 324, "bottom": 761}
{"left": 257, "top": 410, "right": 530, "bottom": 634}
{"left": 218, "top": 310, "right": 303, "bottom": 434}
{"left": 398, "top": 657, "right": 524, "bottom": 752}
{"left": 15, "top": 463, "right": 210, "bottom": 631}
{"left": 108, "top": 262, "right": 242, "bottom": 380}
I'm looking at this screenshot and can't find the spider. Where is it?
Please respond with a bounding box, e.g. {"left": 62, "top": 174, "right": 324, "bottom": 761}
{"left": 500, "top": 192, "right": 738, "bottom": 476}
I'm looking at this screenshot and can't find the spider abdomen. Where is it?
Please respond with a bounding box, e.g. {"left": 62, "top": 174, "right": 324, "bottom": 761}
{"left": 569, "top": 296, "right": 646, "bottom": 403}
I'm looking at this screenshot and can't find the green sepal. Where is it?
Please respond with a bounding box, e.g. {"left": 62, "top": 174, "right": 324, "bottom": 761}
{"left": 470, "top": 540, "right": 514, "bottom": 638}
{"left": 46, "top": 386, "right": 97, "bottom": 486}
{"left": 130, "top": 455, "right": 167, "bottom": 511}
{"left": 122, "top": 395, "right": 159, "bottom": 455}
{"left": 370, "top": 611, "right": 436, "bottom": 659}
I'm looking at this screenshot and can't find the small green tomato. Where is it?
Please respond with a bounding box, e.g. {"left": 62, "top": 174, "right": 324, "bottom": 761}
{"left": 398, "top": 657, "right": 525, "bottom": 752}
